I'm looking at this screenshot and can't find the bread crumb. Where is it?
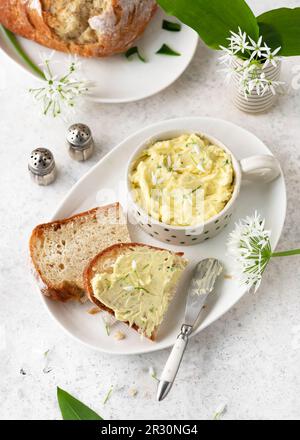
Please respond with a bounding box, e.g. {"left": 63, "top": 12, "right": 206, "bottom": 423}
{"left": 114, "top": 331, "right": 126, "bottom": 341}
{"left": 129, "top": 388, "right": 138, "bottom": 397}
{"left": 224, "top": 274, "right": 233, "bottom": 280}
{"left": 88, "top": 307, "right": 101, "bottom": 315}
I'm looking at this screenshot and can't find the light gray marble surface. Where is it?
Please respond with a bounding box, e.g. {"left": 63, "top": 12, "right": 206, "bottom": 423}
{"left": 0, "top": 0, "right": 300, "bottom": 421}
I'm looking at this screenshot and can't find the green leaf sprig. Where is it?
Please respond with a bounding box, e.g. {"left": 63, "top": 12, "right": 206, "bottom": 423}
{"left": 103, "top": 386, "right": 114, "bottom": 405}
{"left": 0, "top": 25, "right": 45, "bottom": 78}
{"left": 257, "top": 8, "right": 300, "bottom": 56}
{"left": 156, "top": 44, "right": 181, "bottom": 56}
{"left": 57, "top": 387, "right": 102, "bottom": 420}
{"left": 125, "top": 46, "right": 146, "bottom": 62}
{"left": 157, "top": 0, "right": 259, "bottom": 50}
{"left": 162, "top": 20, "right": 182, "bottom": 32}
{"left": 156, "top": 0, "right": 300, "bottom": 57}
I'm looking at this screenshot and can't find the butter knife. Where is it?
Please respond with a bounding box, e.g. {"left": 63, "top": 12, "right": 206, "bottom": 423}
{"left": 157, "top": 258, "right": 223, "bottom": 401}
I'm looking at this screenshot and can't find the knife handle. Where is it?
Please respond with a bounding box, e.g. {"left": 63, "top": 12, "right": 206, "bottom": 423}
{"left": 157, "top": 324, "right": 192, "bottom": 401}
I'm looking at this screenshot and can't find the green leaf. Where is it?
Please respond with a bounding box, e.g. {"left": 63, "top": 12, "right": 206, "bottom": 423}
{"left": 0, "top": 25, "right": 45, "bottom": 79}
{"left": 257, "top": 8, "right": 300, "bottom": 56}
{"left": 156, "top": 0, "right": 259, "bottom": 50}
{"left": 162, "top": 20, "right": 181, "bottom": 32}
{"left": 156, "top": 44, "right": 181, "bottom": 56}
{"left": 57, "top": 387, "right": 103, "bottom": 420}
{"left": 125, "top": 46, "right": 146, "bottom": 62}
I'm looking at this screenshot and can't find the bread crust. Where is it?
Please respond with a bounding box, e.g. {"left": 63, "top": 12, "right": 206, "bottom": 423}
{"left": 29, "top": 202, "right": 127, "bottom": 302}
{"left": 0, "top": 1, "right": 157, "bottom": 57}
{"left": 83, "top": 242, "right": 184, "bottom": 340}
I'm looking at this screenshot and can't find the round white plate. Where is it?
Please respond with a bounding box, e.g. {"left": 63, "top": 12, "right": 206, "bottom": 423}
{"left": 41, "top": 117, "right": 286, "bottom": 355}
{"left": 0, "top": 9, "right": 198, "bottom": 103}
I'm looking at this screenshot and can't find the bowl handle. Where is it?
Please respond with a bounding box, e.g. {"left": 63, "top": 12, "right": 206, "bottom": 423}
{"left": 240, "top": 155, "right": 281, "bottom": 183}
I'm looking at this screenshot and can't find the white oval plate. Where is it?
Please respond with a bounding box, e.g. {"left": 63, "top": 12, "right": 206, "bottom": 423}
{"left": 41, "top": 117, "right": 286, "bottom": 355}
{"left": 0, "top": 9, "right": 198, "bottom": 103}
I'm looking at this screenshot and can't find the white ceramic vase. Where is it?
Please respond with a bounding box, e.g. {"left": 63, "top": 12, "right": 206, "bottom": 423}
{"left": 231, "top": 57, "right": 281, "bottom": 113}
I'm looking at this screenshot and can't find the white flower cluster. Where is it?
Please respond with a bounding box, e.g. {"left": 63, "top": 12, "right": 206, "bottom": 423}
{"left": 219, "top": 28, "right": 284, "bottom": 98}
{"left": 29, "top": 52, "right": 89, "bottom": 117}
{"left": 227, "top": 212, "right": 272, "bottom": 292}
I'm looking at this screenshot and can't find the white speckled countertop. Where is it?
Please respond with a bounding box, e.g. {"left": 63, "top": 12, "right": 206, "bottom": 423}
{"left": 1, "top": 0, "right": 300, "bottom": 421}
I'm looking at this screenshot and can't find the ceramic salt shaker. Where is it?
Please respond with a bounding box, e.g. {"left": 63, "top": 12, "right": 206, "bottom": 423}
{"left": 67, "top": 123, "right": 95, "bottom": 161}
{"left": 28, "top": 148, "right": 57, "bottom": 186}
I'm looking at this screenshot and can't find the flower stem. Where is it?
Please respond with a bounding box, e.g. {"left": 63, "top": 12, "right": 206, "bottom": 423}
{"left": 272, "top": 249, "right": 300, "bottom": 257}
{"left": 1, "top": 26, "right": 45, "bottom": 79}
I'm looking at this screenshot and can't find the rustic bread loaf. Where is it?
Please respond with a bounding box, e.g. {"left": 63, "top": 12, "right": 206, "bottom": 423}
{"left": 0, "top": 0, "right": 157, "bottom": 57}
{"left": 29, "top": 203, "right": 131, "bottom": 302}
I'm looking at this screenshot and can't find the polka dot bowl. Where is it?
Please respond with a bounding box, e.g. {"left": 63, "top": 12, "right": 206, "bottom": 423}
{"left": 126, "top": 129, "right": 281, "bottom": 246}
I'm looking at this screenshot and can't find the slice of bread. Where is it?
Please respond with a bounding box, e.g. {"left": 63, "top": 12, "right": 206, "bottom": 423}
{"left": 30, "top": 203, "right": 130, "bottom": 302}
{"left": 83, "top": 243, "right": 188, "bottom": 340}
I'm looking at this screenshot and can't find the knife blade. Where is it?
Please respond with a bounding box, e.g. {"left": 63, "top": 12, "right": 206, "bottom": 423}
{"left": 157, "top": 258, "right": 223, "bottom": 402}
{"left": 184, "top": 258, "right": 223, "bottom": 327}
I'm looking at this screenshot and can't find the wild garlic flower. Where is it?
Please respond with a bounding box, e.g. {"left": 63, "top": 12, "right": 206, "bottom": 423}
{"left": 192, "top": 144, "right": 201, "bottom": 154}
{"left": 263, "top": 46, "right": 281, "bottom": 69}
{"left": 227, "top": 212, "right": 272, "bottom": 292}
{"left": 227, "top": 27, "right": 252, "bottom": 54}
{"left": 29, "top": 54, "right": 89, "bottom": 117}
{"left": 219, "top": 47, "right": 236, "bottom": 66}
{"left": 227, "top": 212, "right": 300, "bottom": 292}
{"left": 219, "top": 30, "right": 284, "bottom": 98}
{"left": 248, "top": 72, "right": 268, "bottom": 95}
{"left": 102, "top": 313, "right": 116, "bottom": 336}
{"left": 151, "top": 171, "right": 158, "bottom": 185}
{"left": 196, "top": 161, "right": 205, "bottom": 172}
{"left": 151, "top": 171, "right": 164, "bottom": 185}
{"left": 248, "top": 35, "right": 264, "bottom": 59}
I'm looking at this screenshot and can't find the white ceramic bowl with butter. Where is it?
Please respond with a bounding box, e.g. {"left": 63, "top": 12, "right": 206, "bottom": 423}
{"left": 126, "top": 129, "right": 281, "bottom": 246}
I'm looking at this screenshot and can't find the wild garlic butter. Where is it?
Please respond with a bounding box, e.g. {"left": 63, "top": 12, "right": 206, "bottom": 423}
{"left": 129, "top": 133, "right": 234, "bottom": 226}
{"left": 91, "top": 248, "right": 187, "bottom": 338}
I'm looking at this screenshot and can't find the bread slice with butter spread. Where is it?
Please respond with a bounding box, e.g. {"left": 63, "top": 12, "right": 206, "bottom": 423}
{"left": 29, "top": 203, "right": 130, "bottom": 302}
{"left": 84, "top": 243, "right": 188, "bottom": 340}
